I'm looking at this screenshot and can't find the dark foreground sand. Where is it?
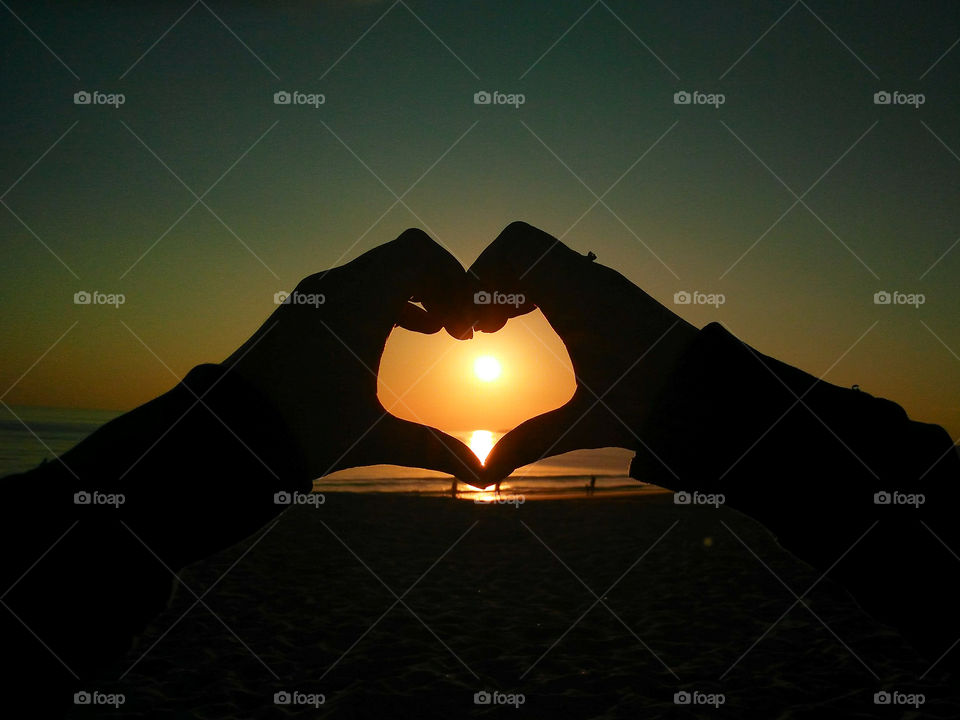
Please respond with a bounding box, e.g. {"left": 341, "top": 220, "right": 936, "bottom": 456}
{"left": 70, "top": 492, "right": 958, "bottom": 719}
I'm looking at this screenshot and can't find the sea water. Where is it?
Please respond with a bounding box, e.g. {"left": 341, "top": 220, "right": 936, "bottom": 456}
{"left": 0, "top": 406, "right": 642, "bottom": 497}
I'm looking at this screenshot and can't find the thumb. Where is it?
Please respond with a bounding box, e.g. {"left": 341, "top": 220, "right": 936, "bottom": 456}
{"left": 462, "top": 221, "right": 587, "bottom": 334}
{"left": 348, "top": 415, "right": 485, "bottom": 487}
{"left": 482, "top": 393, "right": 632, "bottom": 484}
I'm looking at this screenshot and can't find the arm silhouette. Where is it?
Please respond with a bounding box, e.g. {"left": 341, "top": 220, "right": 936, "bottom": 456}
{"left": 473, "top": 222, "right": 960, "bottom": 674}
{"left": 0, "top": 230, "right": 482, "bottom": 714}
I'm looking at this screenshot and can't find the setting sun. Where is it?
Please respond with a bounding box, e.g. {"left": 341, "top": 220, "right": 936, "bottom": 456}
{"left": 474, "top": 355, "right": 502, "bottom": 382}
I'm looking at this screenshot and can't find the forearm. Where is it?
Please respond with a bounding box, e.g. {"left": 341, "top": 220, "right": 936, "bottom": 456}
{"left": 633, "top": 323, "right": 956, "bottom": 527}
{"left": 0, "top": 363, "right": 310, "bottom": 713}
{"left": 631, "top": 322, "right": 960, "bottom": 663}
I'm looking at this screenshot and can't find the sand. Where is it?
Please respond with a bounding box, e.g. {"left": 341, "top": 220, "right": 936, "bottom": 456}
{"left": 69, "top": 491, "right": 960, "bottom": 718}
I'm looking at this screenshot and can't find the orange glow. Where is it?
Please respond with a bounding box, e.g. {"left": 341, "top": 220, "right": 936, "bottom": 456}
{"left": 460, "top": 482, "right": 508, "bottom": 503}
{"left": 468, "top": 430, "right": 495, "bottom": 464}
{"left": 377, "top": 310, "right": 576, "bottom": 433}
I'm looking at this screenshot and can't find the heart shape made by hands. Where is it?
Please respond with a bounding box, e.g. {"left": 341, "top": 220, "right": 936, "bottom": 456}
{"left": 376, "top": 222, "right": 699, "bottom": 486}
{"left": 376, "top": 306, "right": 576, "bottom": 461}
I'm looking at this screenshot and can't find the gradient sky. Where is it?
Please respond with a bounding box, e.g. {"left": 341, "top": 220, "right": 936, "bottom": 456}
{"left": 1, "top": 1, "right": 958, "bottom": 438}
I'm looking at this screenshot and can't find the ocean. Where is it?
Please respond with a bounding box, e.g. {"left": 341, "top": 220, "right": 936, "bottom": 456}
{"left": 0, "top": 406, "right": 641, "bottom": 497}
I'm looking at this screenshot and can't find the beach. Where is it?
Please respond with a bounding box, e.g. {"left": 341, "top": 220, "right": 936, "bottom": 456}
{"left": 68, "top": 491, "right": 958, "bottom": 719}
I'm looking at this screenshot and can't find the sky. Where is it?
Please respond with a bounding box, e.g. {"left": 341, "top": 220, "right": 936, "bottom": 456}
{"left": 1, "top": 1, "right": 958, "bottom": 439}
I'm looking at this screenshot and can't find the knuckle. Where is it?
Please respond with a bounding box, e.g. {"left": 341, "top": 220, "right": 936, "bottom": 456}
{"left": 395, "top": 228, "right": 436, "bottom": 255}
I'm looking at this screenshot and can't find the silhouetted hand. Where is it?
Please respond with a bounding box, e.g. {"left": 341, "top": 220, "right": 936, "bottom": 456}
{"left": 462, "top": 222, "right": 699, "bottom": 484}
{"left": 225, "top": 229, "right": 483, "bottom": 486}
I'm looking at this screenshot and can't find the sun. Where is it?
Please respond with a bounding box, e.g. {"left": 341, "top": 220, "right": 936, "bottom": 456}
{"left": 474, "top": 355, "right": 502, "bottom": 382}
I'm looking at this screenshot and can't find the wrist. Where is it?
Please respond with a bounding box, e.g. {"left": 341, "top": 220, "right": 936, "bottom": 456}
{"left": 197, "top": 363, "right": 313, "bottom": 489}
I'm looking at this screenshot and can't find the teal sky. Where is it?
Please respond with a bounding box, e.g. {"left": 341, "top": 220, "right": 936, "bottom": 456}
{"left": 1, "top": 1, "right": 959, "bottom": 438}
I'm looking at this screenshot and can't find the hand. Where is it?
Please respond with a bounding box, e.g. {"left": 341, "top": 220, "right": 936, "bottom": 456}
{"left": 224, "top": 229, "right": 484, "bottom": 486}
{"left": 460, "top": 222, "right": 699, "bottom": 484}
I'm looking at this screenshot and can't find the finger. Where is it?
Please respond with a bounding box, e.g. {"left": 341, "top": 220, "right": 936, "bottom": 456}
{"left": 462, "top": 222, "right": 683, "bottom": 356}
{"left": 459, "top": 222, "right": 599, "bottom": 334}
{"left": 350, "top": 415, "right": 486, "bottom": 487}
{"left": 395, "top": 302, "right": 444, "bottom": 335}
{"left": 481, "top": 394, "right": 632, "bottom": 484}
{"left": 473, "top": 221, "right": 578, "bottom": 279}
{"left": 297, "top": 229, "right": 471, "bottom": 337}
{"left": 357, "top": 229, "right": 470, "bottom": 333}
